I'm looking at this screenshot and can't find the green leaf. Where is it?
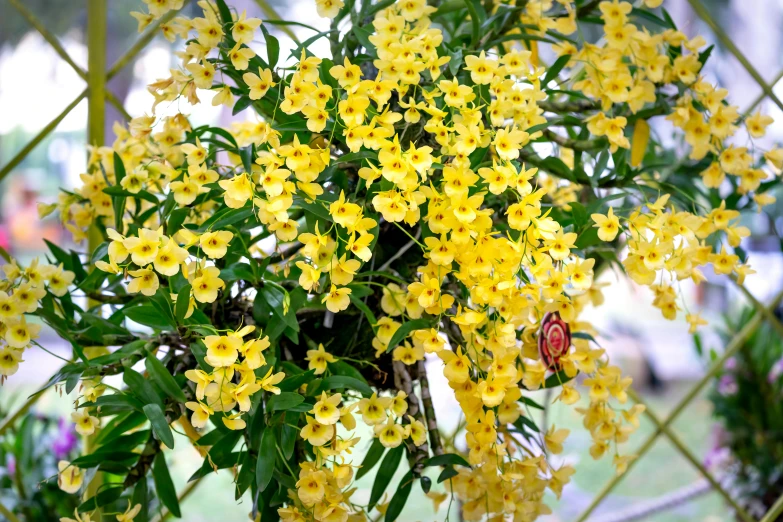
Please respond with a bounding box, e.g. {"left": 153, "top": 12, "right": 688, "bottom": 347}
{"left": 571, "top": 331, "right": 597, "bottom": 342}
{"left": 258, "top": 284, "right": 298, "bottom": 331}
{"left": 516, "top": 414, "right": 540, "bottom": 434}
{"left": 385, "top": 471, "right": 415, "bottom": 522}
{"left": 103, "top": 185, "right": 159, "bottom": 204}
{"left": 350, "top": 294, "right": 378, "bottom": 333}
{"left": 79, "top": 486, "right": 124, "bottom": 511}
{"left": 125, "top": 305, "right": 174, "bottom": 330}
{"left": 145, "top": 355, "right": 186, "bottom": 403}
{"left": 463, "top": 0, "right": 481, "bottom": 47}
{"left": 113, "top": 152, "right": 127, "bottom": 231}
{"left": 124, "top": 369, "right": 163, "bottom": 408}
{"left": 72, "top": 450, "right": 140, "bottom": 469}
{"left": 313, "top": 375, "right": 373, "bottom": 398}
{"left": 368, "top": 444, "right": 404, "bottom": 510}
{"left": 167, "top": 207, "right": 190, "bottom": 235}
{"left": 385, "top": 318, "right": 432, "bottom": 353}
{"left": 175, "top": 284, "right": 192, "bottom": 323}
{"left": 143, "top": 404, "right": 175, "bottom": 449}
{"left": 200, "top": 206, "right": 254, "bottom": 231}
{"left": 266, "top": 392, "right": 305, "bottom": 412}
{"left": 152, "top": 451, "right": 181, "bottom": 517}
{"left": 542, "top": 54, "right": 571, "bottom": 87}
{"left": 437, "top": 466, "right": 458, "bottom": 483}
{"left": 544, "top": 369, "right": 578, "bottom": 389}
{"left": 256, "top": 427, "right": 276, "bottom": 492}
{"left": 423, "top": 453, "right": 470, "bottom": 468}
{"left": 356, "top": 439, "right": 385, "bottom": 481}
{"left": 260, "top": 25, "right": 280, "bottom": 69}
{"left": 232, "top": 96, "right": 253, "bottom": 115}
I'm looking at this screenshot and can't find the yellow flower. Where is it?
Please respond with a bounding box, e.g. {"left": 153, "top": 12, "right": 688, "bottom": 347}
{"left": 170, "top": 174, "right": 201, "bottom": 206}
{"left": 204, "top": 335, "right": 241, "bottom": 367}
{"left": 191, "top": 265, "right": 225, "bottom": 303}
{"left": 231, "top": 11, "right": 262, "bottom": 44}
{"left": 329, "top": 57, "right": 363, "bottom": 90}
{"left": 154, "top": 238, "right": 189, "bottom": 276}
{"left": 322, "top": 284, "right": 351, "bottom": 313}
{"left": 127, "top": 268, "right": 159, "bottom": 296}
{"left": 124, "top": 227, "right": 163, "bottom": 266}
{"left": 315, "top": 0, "right": 344, "bottom": 18}
{"left": 185, "top": 369, "right": 213, "bottom": 400}
{"left": 222, "top": 412, "right": 246, "bottom": 430}
{"left": 186, "top": 60, "right": 217, "bottom": 89}
{"left": 310, "top": 392, "right": 342, "bottom": 425}
{"left": 591, "top": 207, "right": 621, "bottom": 241}
{"left": 200, "top": 230, "right": 234, "bottom": 259}
{"left": 71, "top": 409, "right": 100, "bottom": 436}
{"left": 46, "top": 265, "right": 75, "bottom": 297}
{"left": 329, "top": 255, "right": 361, "bottom": 286}
{"left": 464, "top": 50, "right": 498, "bottom": 85}
{"left": 546, "top": 229, "right": 577, "bottom": 261}
{"left": 240, "top": 336, "right": 270, "bottom": 370}
{"left": 231, "top": 378, "right": 261, "bottom": 412}
{"left": 300, "top": 416, "right": 335, "bottom": 446}
{"left": 708, "top": 246, "right": 739, "bottom": 275}
{"left": 258, "top": 368, "right": 285, "bottom": 394}
{"left": 0, "top": 347, "right": 23, "bottom": 377}
{"left": 57, "top": 461, "right": 84, "bottom": 494}
{"left": 305, "top": 344, "right": 337, "bottom": 375}
{"left": 116, "top": 501, "right": 142, "bottom": 522}
{"left": 357, "top": 392, "right": 391, "bottom": 425}
{"left": 746, "top": 111, "right": 774, "bottom": 138}
{"left": 243, "top": 67, "right": 276, "bottom": 100}
{"left": 387, "top": 391, "right": 407, "bottom": 418}
{"left": 219, "top": 173, "right": 254, "bottom": 208}
{"left": 296, "top": 468, "right": 327, "bottom": 506}
{"left": 374, "top": 416, "right": 406, "bottom": 448}
{"left": 545, "top": 426, "right": 570, "bottom": 454}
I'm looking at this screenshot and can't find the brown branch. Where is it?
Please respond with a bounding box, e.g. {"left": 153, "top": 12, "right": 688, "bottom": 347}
{"left": 393, "top": 360, "right": 429, "bottom": 477}
{"left": 538, "top": 99, "right": 600, "bottom": 113}
{"left": 416, "top": 360, "right": 443, "bottom": 456}
{"left": 543, "top": 129, "right": 607, "bottom": 152}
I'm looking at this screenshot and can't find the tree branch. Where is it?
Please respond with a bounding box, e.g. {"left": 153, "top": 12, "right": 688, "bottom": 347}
{"left": 416, "top": 360, "right": 443, "bottom": 456}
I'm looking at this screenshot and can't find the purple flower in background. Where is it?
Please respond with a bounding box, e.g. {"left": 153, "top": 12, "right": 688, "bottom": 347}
{"left": 53, "top": 418, "right": 78, "bottom": 459}
{"left": 7, "top": 456, "right": 15, "bottom": 475}
{"left": 769, "top": 357, "right": 783, "bottom": 384}
{"left": 704, "top": 425, "right": 731, "bottom": 470}
{"left": 718, "top": 374, "right": 738, "bottom": 395}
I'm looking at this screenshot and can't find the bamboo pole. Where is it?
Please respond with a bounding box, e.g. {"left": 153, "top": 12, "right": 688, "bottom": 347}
{"left": 761, "top": 491, "right": 783, "bottom": 522}
{"left": 107, "top": 4, "right": 190, "bottom": 81}
{"left": 84, "top": 1, "right": 107, "bottom": 518}
{"left": 628, "top": 389, "right": 754, "bottom": 522}
{"left": 0, "top": 500, "right": 21, "bottom": 522}
{"left": 7, "top": 0, "right": 87, "bottom": 80}
{"left": 687, "top": 0, "right": 783, "bottom": 113}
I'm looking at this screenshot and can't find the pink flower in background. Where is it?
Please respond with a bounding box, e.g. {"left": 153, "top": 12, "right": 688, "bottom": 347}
{"left": 769, "top": 357, "right": 783, "bottom": 383}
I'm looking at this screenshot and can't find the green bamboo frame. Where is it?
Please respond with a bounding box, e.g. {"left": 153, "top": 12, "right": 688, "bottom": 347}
{"left": 2, "top": 0, "right": 783, "bottom": 520}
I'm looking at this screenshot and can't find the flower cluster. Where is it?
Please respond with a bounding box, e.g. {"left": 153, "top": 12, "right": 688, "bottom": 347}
{"left": 6, "top": 0, "right": 779, "bottom": 521}
{"left": 0, "top": 259, "right": 68, "bottom": 380}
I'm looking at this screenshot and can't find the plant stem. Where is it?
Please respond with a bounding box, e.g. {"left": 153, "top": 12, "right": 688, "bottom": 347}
{"left": 417, "top": 360, "right": 443, "bottom": 456}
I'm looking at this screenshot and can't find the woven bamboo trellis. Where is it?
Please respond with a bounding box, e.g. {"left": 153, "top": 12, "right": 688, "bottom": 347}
{"left": 1, "top": 0, "right": 783, "bottom": 520}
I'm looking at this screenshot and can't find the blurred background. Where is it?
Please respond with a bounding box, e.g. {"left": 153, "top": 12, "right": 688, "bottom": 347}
{"left": 2, "top": 0, "right": 783, "bottom": 520}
